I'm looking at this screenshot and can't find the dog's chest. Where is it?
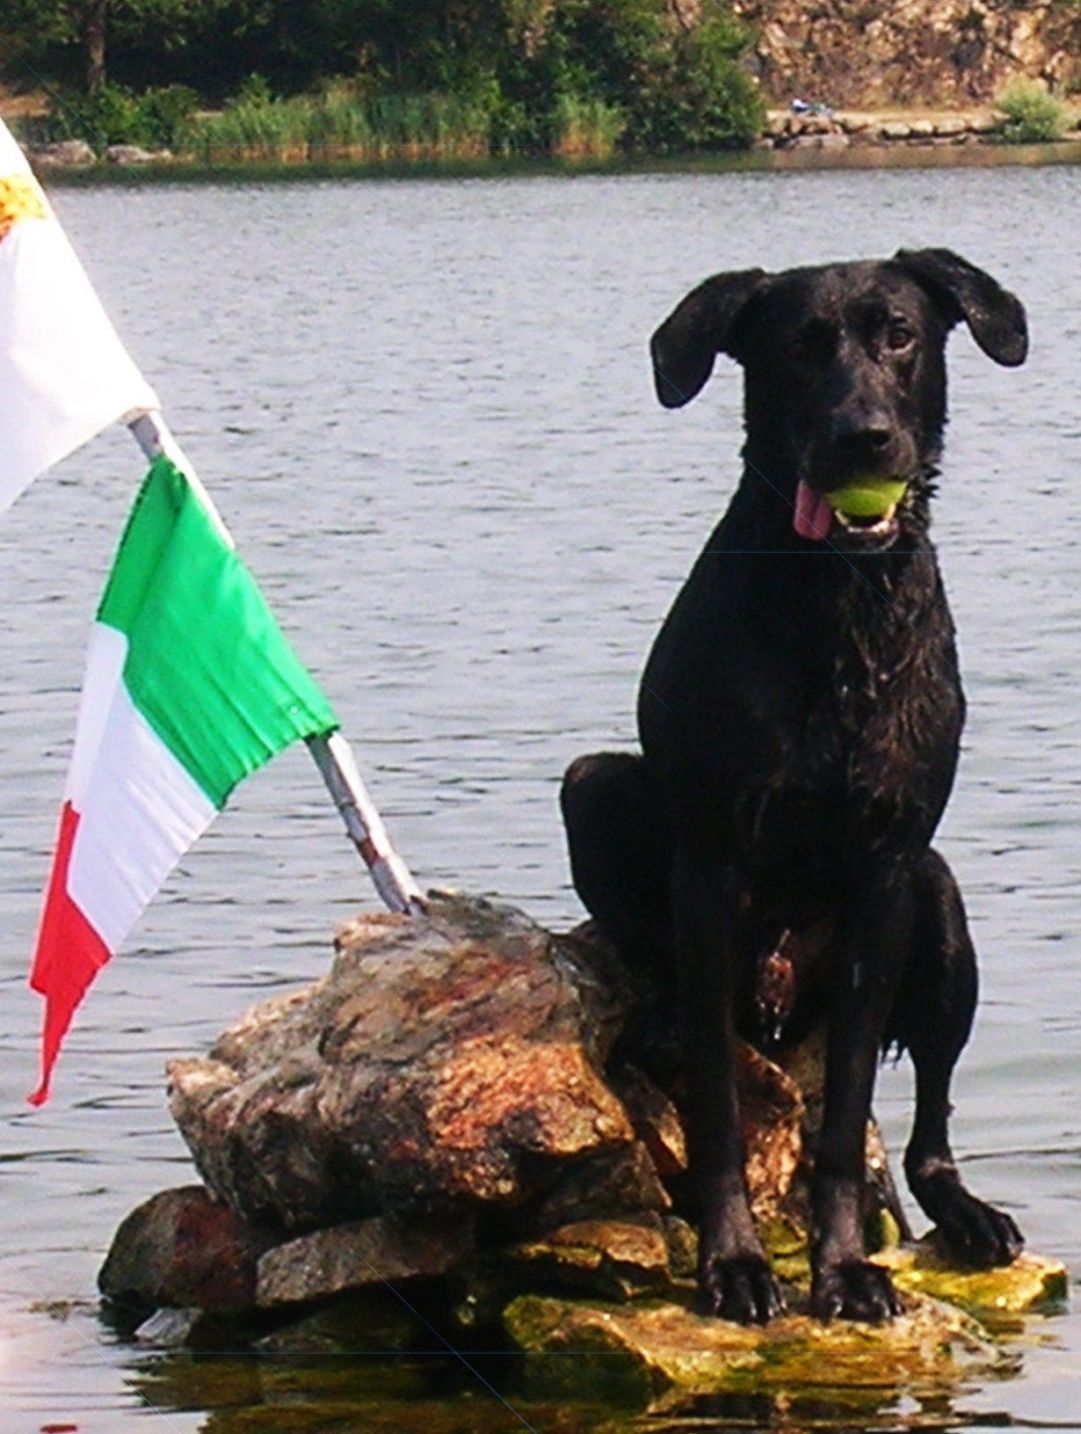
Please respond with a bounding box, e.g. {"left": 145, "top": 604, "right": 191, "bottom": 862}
{"left": 785, "top": 632, "right": 958, "bottom": 841}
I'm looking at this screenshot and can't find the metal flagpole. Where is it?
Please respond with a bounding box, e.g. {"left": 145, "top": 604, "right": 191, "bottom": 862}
{"left": 127, "top": 410, "right": 425, "bottom": 917}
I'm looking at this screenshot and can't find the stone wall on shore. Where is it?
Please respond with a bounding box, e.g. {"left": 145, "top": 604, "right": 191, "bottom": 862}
{"left": 735, "top": 0, "right": 1081, "bottom": 108}
{"left": 756, "top": 103, "right": 1081, "bottom": 153}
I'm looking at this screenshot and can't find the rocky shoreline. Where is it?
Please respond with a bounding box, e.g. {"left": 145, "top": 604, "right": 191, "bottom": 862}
{"left": 95, "top": 892, "right": 1067, "bottom": 1394}
{"left": 760, "top": 106, "right": 1014, "bottom": 152}
{"left": 19, "top": 101, "right": 1081, "bottom": 175}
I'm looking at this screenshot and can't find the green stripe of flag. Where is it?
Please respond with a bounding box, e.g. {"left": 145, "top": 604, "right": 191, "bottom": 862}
{"left": 98, "top": 455, "right": 338, "bottom": 807}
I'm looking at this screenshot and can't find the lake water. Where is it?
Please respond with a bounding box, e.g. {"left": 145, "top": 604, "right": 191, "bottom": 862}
{"left": 1, "top": 162, "right": 1079, "bottom": 1431}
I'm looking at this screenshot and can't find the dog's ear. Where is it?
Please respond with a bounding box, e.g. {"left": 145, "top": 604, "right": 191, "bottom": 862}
{"left": 651, "top": 268, "right": 771, "bottom": 408}
{"left": 892, "top": 248, "right": 1028, "bottom": 367}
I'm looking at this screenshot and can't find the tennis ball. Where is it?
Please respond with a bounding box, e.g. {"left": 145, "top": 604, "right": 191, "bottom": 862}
{"left": 825, "top": 478, "right": 907, "bottom": 519}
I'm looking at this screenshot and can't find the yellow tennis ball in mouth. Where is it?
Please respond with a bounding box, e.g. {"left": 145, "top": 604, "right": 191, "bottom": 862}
{"left": 825, "top": 478, "right": 908, "bottom": 519}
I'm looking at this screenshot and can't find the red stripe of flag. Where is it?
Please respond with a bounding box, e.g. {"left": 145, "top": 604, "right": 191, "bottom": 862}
{"left": 28, "top": 802, "right": 110, "bottom": 1106}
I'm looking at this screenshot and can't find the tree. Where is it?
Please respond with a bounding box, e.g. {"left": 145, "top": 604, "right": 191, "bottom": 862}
{"left": 0, "top": 0, "right": 229, "bottom": 95}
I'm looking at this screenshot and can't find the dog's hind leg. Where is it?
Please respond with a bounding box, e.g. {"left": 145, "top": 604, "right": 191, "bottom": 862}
{"left": 893, "top": 849, "right": 1024, "bottom": 1267}
{"left": 560, "top": 752, "right": 673, "bottom": 972}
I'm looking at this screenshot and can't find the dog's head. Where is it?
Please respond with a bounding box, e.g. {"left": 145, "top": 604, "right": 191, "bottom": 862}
{"left": 650, "top": 249, "right": 1027, "bottom": 551}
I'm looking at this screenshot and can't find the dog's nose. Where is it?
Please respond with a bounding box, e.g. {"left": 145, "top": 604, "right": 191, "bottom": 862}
{"left": 831, "top": 410, "right": 894, "bottom": 458}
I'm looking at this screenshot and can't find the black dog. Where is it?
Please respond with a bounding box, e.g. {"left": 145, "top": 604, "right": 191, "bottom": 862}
{"left": 562, "top": 249, "right": 1027, "bottom": 1324}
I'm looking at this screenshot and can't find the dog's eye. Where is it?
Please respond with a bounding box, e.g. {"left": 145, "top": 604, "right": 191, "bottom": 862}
{"left": 885, "top": 319, "right": 916, "bottom": 352}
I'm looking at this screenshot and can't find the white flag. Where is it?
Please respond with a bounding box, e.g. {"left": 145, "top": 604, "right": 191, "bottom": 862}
{"left": 0, "top": 117, "right": 158, "bottom": 513}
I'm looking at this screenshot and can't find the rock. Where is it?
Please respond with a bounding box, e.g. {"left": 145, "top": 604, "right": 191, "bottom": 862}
{"left": 836, "top": 111, "right": 876, "bottom": 133}
{"left": 105, "top": 144, "right": 167, "bottom": 165}
{"left": 789, "top": 131, "right": 849, "bottom": 150}
{"left": 739, "top": 1043, "right": 805, "bottom": 1226}
{"left": 168, "top": 894, "right": 635, "bottom": 1230}
{"left": 518, "top": 1140, "right": 672, "bottom": 1232}
{"left": 256, "top": 1212, "right": 475, "bottom": 1308}
{"left": 104, "top": 889, "right": 1068, "bottom": 1392}
{"left": 98, "top": 1185, "right": 272, "bottom": 1315}
{"left": 741, "top": 1, "right": 1081, "bottom": 108}
{"left": 875, "top": 1240, "right": 1069, "bottom": 1317}
{"left": 506, "top": 1215, "right": 671, "bottom": 1301}
{"left": 31, "top": 139, "right": 96, "bottom": 167}
{"left": 881, "top": 121, "right": 912, "bottom": 140}
{"left": 163, "top": 894, "right": 906, "bottom": 1273}
{"left": 503, "top": 1289, "right": 1004, "bottom": 1393}
{"left": 609, "top": 1066, "right": 686, "bottom": 1179}
{"left": 129, "top": 1306, "right": 251, "bottom": 1350}
{"left": 133, "top": 1307, "right": 204, "bottom": 1347}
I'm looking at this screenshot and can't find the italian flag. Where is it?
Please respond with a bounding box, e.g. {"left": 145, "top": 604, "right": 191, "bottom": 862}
{"left": 0, "top": 117, "right": 158, "bottom": 513}
{"left": 29, "top": 455, "right": 339, "bottom": 1105}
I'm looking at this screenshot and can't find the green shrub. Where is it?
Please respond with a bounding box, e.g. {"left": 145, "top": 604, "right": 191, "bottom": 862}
{"left": 35, "top": 81, "right": 198, "bottom": 152}
{"left": 996, "top": 79, "right": 1069, "bottom": 143}
{"left": 43, "top": 82, "right": 145, "bottom": 149}
{"left": 624, "top": 14, "right": 765, "bottom": 152}
{"left": 133, "top": 86, "right": 200, "bottom": 149}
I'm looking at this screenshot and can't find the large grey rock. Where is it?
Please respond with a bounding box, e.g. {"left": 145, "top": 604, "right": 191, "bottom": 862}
{"left": 168, "top": 895, "right": 636, "bottom": 1231}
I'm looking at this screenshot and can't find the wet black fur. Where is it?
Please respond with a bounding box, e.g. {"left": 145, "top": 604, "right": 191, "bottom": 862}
{"left": 561, "top": 249, "right": 1028, "bottom": 1325}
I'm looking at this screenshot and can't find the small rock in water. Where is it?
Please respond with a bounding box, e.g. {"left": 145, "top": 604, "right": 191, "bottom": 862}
{"left": 134, "top": 1307, "right": 203, "bottom": 1348}
{"left": 98, "top": 1184, "right": 273, "bottom": 1316}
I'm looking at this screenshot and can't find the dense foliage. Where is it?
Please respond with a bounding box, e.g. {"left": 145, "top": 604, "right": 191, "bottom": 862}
{"left": 0, "top": 0, "right": 765, "bottom": 157}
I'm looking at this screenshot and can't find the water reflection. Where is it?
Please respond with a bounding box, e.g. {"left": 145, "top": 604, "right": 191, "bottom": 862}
{"left": 127, "top": 1347, "right": 1012, "bottom": 1434}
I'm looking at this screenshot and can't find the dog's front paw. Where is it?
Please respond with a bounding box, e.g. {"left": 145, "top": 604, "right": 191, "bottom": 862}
{"left": 811, "top": 1260, "right": 902, "bottom": 1323}
{"left": 935, "top": 1191, "right": 1024, "bottom": 1269}
{"left": 698, "top": 1252, "right": 786, "bottom": 1325}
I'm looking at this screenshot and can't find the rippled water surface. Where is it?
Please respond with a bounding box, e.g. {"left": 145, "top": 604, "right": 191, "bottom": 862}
{"left": 1, "top": 163, "right": 1079, "bottom": 1431}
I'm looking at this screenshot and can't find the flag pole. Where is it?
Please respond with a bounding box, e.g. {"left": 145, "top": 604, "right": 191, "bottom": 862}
{"left": 127, "top": 411, "right": 425, "bottom": 917}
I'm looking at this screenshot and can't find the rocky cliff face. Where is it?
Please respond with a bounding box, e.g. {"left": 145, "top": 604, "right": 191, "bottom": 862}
{"left": 734, "top": 0, "right": 1081, "bottom": 107}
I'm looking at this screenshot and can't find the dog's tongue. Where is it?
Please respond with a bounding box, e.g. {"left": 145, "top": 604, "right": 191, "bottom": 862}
{"left": 793, "top": 480, "right": 833, "bottom": 542}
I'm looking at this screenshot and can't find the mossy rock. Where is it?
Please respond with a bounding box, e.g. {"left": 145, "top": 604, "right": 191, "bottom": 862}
{"left": 873, "top": 1241, "right": 1068, "bottom": 1319}
{"left": 503, "top": 1287, "right": 1005, "bottom": 1394}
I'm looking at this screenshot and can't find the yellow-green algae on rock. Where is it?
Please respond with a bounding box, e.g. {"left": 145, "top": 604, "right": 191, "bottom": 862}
{"left": 874, "top": 1241, "right": 1068, "bottom": 1319}
{"left": 503, "top": 1237, "right": 1068, "bottom": 1396}
{"left": 503, "top": 1288, "right": 1004, "bottom": 1395}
